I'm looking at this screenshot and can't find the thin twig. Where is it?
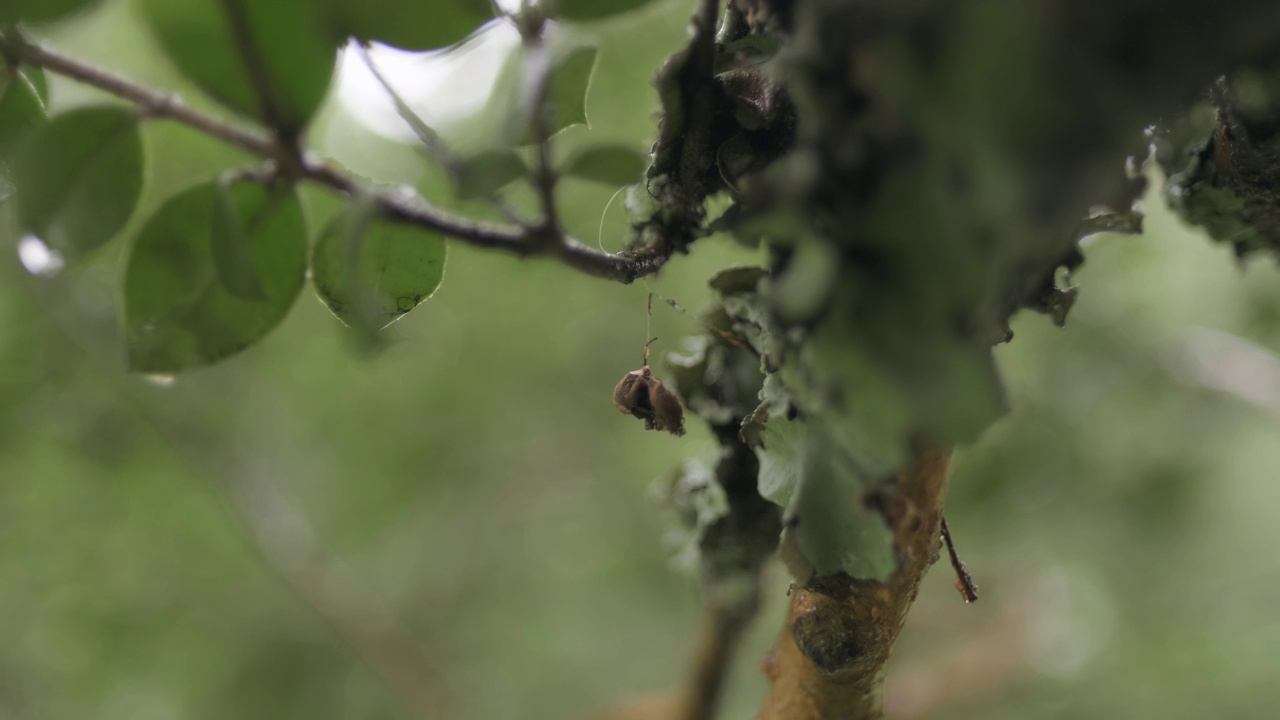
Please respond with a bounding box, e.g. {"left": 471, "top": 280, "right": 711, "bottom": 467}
{"left": 351, "top": 41, "right": 454, "bottom": 167}
{"left": 218, "top": 0, "right": 288, "bottom": 138}
{"left": 0, "top": 33, "right": 278, "bottom": 159}
{"left": 300, "top": 152, "right": 524, "bottom": 246}
{"left": 0, "top": 32, "right": 668, "bottom": 284}
{"left": 940, "top": 515, "right": 979, "bottom": 603}
{"left": 673, "top": 600, "right": 749, "bottom": 720}
{"left": 519, "top": 17, "right": 562, "bottom": 242}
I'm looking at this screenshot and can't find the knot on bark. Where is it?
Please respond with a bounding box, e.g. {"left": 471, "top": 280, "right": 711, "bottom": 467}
{"left": 791, "top": 605, "right": 864, "bottom": 675}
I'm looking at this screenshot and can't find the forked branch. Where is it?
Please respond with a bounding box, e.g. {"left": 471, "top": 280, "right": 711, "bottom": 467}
{"left": 0, "top": 32, "right": 669, "bottom": 284}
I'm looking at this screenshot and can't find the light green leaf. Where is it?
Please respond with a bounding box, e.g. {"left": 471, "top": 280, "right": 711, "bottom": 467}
{"left": 769, "top": 238, "right": 840, "bottom": 322}
{"left": 562, "top": 144, "right": 645, "bottom": 186}
{"left": 548, "top": 0, "right": 658, "bottom": 22}
{"left": 708, "top": 266, "right": 766, "bottom": 295}
{"left": 453, "top": 148, "right": 527, "bottom": 200}
{"left": 728, "top": 207, "right": 808, "bottom": 247}
{"left": 755, "top": 413, "right": 897, "bottom": 581}
{"left": 311, "top": 205, "right": 446, "bottom": 330}
{"left": 324, "top": 0, "right": 493, "bottom": 50}
{"left": 138, "top": 0, "right": 335, "bottom": 132}
{"left": 123, "top": 181, "right": 307, "bottom": 373}
{"left": 789, "top": 426, "right": 897, "bottom": 581}
{"left": 755, "top": 412, "right": 800, "bottom": 507}
{"left": 14, "top": 106, "right": 143, "bottom": 260}
{"left": 210, "top": 176, "right": 268, "bottom": 301}
{"left": 782, "top": 324, "right": 912, "bottom": 472}
{"left": 0, "top": 0, "right": 99, "bottom": 24}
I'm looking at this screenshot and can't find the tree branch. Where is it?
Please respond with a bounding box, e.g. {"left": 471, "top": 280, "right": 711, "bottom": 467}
{"left": 516, "top": 10, "right": 562, "bottom": 242}
{"left": 757, "top": 445, "right": 953, "bottom": 720}
{"left": 674, "top": 599, "right": 749, "bottom": 720}
{"left": 596, "top": 332, "right": 782, "bottom": 720}
{"left": 0, "top": 32, "right": 669, "bottom": 284}
{"left": 0, "top": 31, "right": 278, "bottom": 158}
{"left": 633, "top": 0, "right": 725, "bottom": 257}
{"left": 529, "top": 50, "right": 562, "bottom": 241}
{"left": 673, "top": 429, "right": 777, "bottom": 720}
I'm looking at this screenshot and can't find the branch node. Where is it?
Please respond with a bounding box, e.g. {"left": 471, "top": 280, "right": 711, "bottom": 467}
{"left": 791, "top": 605, "right": 864, "bottom": 676}
{"left": 0, "top": 24, "right": 683, "bottom": 286}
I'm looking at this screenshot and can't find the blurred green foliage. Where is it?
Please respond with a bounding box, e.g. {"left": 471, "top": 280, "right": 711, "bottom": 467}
{"left": 0, "top": 1, "right": 1278, "bottom": 720}
{"left": 137, "top": 0, "right": 335, "bottom": 131}
{"left": 123, "top": 180, "right": 307, "bottom": 372}
{"left": 12, "top": 106, "right": 142, "bottom": 261}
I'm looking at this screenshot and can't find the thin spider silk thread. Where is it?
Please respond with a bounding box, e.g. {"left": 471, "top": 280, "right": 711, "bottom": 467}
{"left": 597, "top": 185, "right": 628, "bottom": 253}
{"left": 593, "top": 187, "right": 653, "bottom": 363}
{"left": 645, "top": 290, "right": 654, "bottom": 365}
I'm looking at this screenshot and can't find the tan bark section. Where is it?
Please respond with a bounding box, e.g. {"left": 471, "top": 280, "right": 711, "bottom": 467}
{"left": 757, "top": 445, "right": 953, "bottom": 720}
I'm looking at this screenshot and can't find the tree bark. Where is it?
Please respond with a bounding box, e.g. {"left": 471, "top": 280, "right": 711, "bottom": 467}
{"left": 757, "top": 446, "right": 952, "bottom": 720}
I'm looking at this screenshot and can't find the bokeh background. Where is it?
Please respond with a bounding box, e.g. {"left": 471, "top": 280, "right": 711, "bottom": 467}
{"left": 2, "top": 1, "right": 1279, "bottom": 718}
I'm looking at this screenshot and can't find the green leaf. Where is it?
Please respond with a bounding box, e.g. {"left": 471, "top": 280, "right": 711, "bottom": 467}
{"left": 13, "top": 106, "right": 143, "bottom": 260}
{"left": 755, "top": 413, "right": 897, "bottom": 581}
{"left": 0, "top": 0, "right": 99, "bottom": 24}
{"left": 453, "top": 148, "right": 527, "bottom": 200}
{"left": 138, "top": 0, "right": 335, "bottom": 132}
{"left": 540, "top": 45, "right": 596, "bottom": 138}
{"left": 768, "top": 238, "right": 840, "bottom": 323}
{"left": 123, "top": 181, "right": 307, "bottom": 373}
{"left": 755, "top": 412, "right": 800, "bottom": 507}
{"left": 548, "top": 0, "right": 657, "bottom": 22}
{"left": 454, "top": 39, "right": 597, "bottom": 154}
{"left": 323, "top": 0, "right": 493, "bottom": 50}
{"left": 354, "top": 45, "right": 528, "bottom": 203}
{"left": 210, "top": 176, "right": 268, "bottom": 301}
{"left": 781, "top": 323, "right": 913, "bottom": 472}
{"left": 708, "top": 266, "right": 766, "bottom": 295}
{"left": 562, "top": 144, "right": 645, "bottom": 186}
{"left": 343, "top": 39, "right": 508, "bottom": 228}
{"left": 479, "top": 41, "right": 598, "bottom": 148}
{"left": 0, "top": 64, "right": 47, "bottom": 191}
{"left": 311, "top": 205, "right": 446, "bottom": 330}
